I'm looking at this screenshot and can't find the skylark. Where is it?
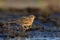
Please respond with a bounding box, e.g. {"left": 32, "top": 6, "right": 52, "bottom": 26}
{"left": 17, "top": 15, "right": 35, "bottom": 30}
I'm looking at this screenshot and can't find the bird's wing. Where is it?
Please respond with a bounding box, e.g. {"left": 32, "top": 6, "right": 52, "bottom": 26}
{"left": 16, "top": 16, "right": 35, "bottom": 26}
{"left": 17, "top": 16, "right": 28, "bottom": 23}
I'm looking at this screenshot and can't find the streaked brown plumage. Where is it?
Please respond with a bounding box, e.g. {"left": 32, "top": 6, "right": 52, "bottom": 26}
{"left": 17, "top": 15, "right": 35, "bottom": 30}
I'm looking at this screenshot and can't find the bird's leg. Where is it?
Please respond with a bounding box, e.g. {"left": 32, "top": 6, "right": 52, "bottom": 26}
{"left": 22, "top": 25, "right": 26, "bottom": 31}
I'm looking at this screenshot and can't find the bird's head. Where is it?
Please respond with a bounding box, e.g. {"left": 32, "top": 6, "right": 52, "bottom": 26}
{"left": 29, "top": 15, "right": 35, "bottom": 20}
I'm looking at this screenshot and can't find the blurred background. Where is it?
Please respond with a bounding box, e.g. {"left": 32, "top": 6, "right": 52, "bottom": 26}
{"left": 0, "top": 0, "right": 60, "bottom": 40}
{"left": 0, "top": 0, "right": 60, "bottom": 9}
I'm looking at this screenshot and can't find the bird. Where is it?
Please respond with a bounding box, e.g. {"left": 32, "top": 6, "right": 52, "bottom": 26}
{"left": 16, "top": 15, "right": 35, "bottom": 30}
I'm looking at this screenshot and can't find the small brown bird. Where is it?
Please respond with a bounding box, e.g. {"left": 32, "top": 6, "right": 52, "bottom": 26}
{"left": 17, "top": 15, "right": 35, "bottom": 30}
